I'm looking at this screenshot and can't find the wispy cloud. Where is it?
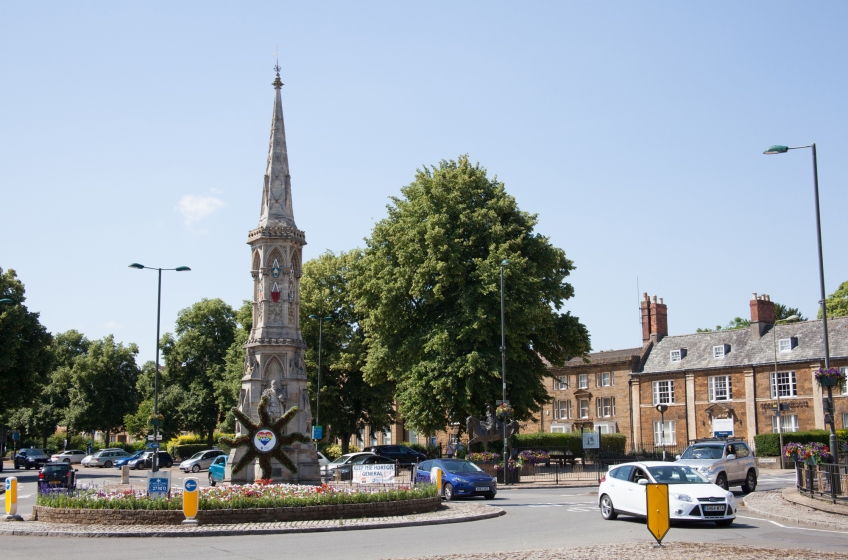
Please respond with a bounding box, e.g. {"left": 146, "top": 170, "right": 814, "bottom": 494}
{"left": 176, "top": 194, "right": 225, "bottom": 225}
{"left": 105, "top": 320, "right": 122, "bottom": 329}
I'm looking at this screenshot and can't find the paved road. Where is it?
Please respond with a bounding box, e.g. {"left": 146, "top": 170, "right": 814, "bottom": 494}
{"left": 3, "top": 468, "right": 847, "bottom": 560}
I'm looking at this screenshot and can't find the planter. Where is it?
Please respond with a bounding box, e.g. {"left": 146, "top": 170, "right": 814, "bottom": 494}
{"left": 804, "top": 457, "right": 819, "bottom": 466}
{"left": 497, "top": 470, "right": 520, "bottom": 484}
{"left": 819, "top": 377, "right": 839, "bottom": 387}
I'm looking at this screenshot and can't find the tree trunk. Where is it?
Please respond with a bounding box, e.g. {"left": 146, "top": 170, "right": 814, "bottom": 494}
{"left": 104, "top": 429, "right": 110, "bottom": 446}
{"left": 208, "top": 428, "right": 215, "bottom": 447}
{"left": 341, "top": 434, "right": 351, "bottom": 455}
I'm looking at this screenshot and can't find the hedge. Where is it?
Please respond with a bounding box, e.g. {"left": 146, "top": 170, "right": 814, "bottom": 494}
{"left": 753, "top": 430, "right": 845, "bottom": 457}
{"left": 512, "top": 432, "right": 626, "bottom": 455}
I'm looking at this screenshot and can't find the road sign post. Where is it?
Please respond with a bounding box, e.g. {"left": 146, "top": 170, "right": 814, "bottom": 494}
{"left": 4, "top": 477, "right": 22, "bottom": 521}
{"left": 646, "top": 483, "right": 670, "bottom": 546}
{"left": 182, "top": 477, "right": 199, "bottom": 525}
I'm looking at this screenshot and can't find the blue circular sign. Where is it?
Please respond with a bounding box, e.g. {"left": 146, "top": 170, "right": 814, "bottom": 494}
{"left": 185, "top": 479, "right": 198, "bottom": 492}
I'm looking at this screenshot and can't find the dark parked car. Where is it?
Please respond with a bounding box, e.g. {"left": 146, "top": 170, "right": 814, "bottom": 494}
{"left": 38, "top": 462, "right": 77, "bottom": 490}
{"left": 14, "top": 448, "right": 50, "bottom": 470}
{"left": 365, "top": 445, "right": 427, "bottom": 465}
{"left": 114, "top": 450, "right": 148, "bottom": 468}
{"left": 129, "top": 451, "right": 174, "bottom": 469}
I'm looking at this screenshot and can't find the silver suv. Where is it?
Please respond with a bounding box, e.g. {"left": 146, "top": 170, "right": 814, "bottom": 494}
{"left": 675, "top": 439, "right": 758, "bottom": 493}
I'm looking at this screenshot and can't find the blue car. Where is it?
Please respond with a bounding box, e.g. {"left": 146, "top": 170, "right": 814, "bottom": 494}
{"left": 415, "top": 458, "right": 497, "bottom": 501}
{"left": 113, "top": 450, "right": 148, "bottom": 468}
{"left": 208, "top": 454, "right": 227, "bottom": 486}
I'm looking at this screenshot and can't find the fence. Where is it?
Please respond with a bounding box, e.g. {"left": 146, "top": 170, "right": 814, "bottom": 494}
{"left": 796, "top": 461, "right": 848, "bottom": 504}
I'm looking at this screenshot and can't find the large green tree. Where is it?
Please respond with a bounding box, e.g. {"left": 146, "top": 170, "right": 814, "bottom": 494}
{"left": 301, "top": 251, "right": 396, "bottom": 454}
{"left": 161, "top": 298, "right": 236, "bottom": 445}
{"left": 0, "top": 268, "right": 53, "bottom": 429}
{"left": 65, "top": 335, "right": 140, "bottom": 444}
{"left": 350, "top": 156, "right": 591, "bottom": 435}
{"left": 218, "top": 300, "right": 253, "bottom": 433}
{"left": 820, "top": 280, "right": 848, "bottom": 319}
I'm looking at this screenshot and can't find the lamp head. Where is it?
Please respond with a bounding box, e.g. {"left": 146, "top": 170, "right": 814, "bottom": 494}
{"left": 764, "top": 145, "right": 789, "bottom": 155}
{"left": 309, "top": 314, "right": 319, "bottom": 320}
{"left": 783, "top": 315, "right": 800, "bottom": 323}
{"left": 129, "top": 263, "right": 145, "bottom": 269}
{"left": 656, "top": 404, "right": 669, "bottom": 413}
{"left": 501, "top": 259, "right": 510, "bottom": 266}
{"left": 0, "top": 298, "right": 13, "bottom": 304}
{"left": 175, "top": 266, "right": 191, "bottom": 272}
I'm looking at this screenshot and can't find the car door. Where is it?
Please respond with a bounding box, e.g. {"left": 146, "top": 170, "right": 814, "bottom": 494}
{"left": 724, "top": 445, "right": 740, "bottom": 482}
{"left": 624, "top": 466, "right": 649, "bottom": 515}
{"left": 417, "top": 460, "right": 433, "bottom": 483}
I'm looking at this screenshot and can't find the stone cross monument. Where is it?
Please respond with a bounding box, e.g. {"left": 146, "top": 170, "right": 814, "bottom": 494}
{"left": 227, "top": 65, "right": 320, "bottom": 484}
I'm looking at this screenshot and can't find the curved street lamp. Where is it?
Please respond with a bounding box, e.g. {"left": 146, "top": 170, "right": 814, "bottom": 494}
{"left": 308, "top": 314, "right": 333, "bottom": 444}
{"left": 129, "top": 263, "right": 190, "bottom": 471}
{"left": 763, "top": 143, "right": 838, "bottom": 461}
{"left": 0, "top": 299, "right": 12, "bottom": 305}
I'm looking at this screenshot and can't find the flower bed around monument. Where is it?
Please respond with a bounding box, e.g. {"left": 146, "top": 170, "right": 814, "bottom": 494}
{"left": 34, "top": 483, "right": 441, "bottom": 525}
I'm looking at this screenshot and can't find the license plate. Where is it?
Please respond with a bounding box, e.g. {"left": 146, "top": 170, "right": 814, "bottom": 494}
{"left": 704, "top": 505, "right": 725, "bottom": 512}
{"left": 476, "top": 486, "right": 490, "bottom": 491}
{"left": 49, "top": 481, "right": 61, "bottom": 486}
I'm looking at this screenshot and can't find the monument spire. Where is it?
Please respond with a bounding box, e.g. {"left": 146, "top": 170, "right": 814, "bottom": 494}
{"left": 259, "top": 63, "right": 295, "bottom": 227}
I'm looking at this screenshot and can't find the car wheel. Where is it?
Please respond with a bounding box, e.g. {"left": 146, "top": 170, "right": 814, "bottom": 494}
{"left": 716, "top": 473, "right": 729, "bottom": 491}
{"left": 484, "top": 492, "right": 496, "bottom": 500}
{"left": 25, "top": 465, "right": 31, "bottom": 470}
{"left": 64, "top": 458, "right": 71, "bottom": 464}
{"left": 741, "top": 470, "right": 757, "bottom": 493}
{"left": 715, "top": 519, "right": 734, "bottom": 527}
{"left": 600, "top": 494, "right": 618, "bottom": 520}
{"left": 209, "top": 473, "right": 216, "bottom": 487}
{"left": 165, "top": 461, "right": 173, "bottom": 468}
{"left": 191, "top": 464, "right": 200, "bottom": 473}
{"left": 443, "top": 482, "right": 455, "bottom": 501}
{"left": 104, "top": 461, "right": 112, "bottom": 468}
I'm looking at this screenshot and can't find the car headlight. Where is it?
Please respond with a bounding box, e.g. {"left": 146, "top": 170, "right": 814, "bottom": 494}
{"left": 725, "top": 492, "right": 735, "bottom": 500}
{"left": 670, "top": 493, "right": 692, "bottom": 502}
{"left": 455, "top": 477, "right": 469, "bottom": 485}
{"left": 698, "top": 466, "right": 711, "bottom": 474}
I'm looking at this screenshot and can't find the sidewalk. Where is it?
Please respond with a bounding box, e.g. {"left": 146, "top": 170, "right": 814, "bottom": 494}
{"left": 743, "top": 489, "right": 848, "bottom": 531}
{"left": 0, "top": 501, "right": 503, "bottom": 538}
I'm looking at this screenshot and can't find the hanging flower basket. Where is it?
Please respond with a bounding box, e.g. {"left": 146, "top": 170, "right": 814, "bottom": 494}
{"left": 782, "top": 442, "right": 803, "bottom": 463}
{"left": 814, "top": 367, "right": 846, "bottom": 390}
{"left": 495, "top": 403, "right": 514, "bottom": 420}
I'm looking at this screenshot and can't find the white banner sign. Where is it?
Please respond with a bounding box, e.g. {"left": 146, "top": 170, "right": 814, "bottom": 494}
{"left": 712, "top": 417, "right": 734, "bottom": 437}
{"left": 352, "top": 464, "right": 396, "bottom": 484}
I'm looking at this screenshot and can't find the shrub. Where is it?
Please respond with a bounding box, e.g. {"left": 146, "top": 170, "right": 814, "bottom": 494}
{"left": 754, "top": 430, "right": 832, "bottom": 456}
{"left": 511, "top": 432, "right": 626, "bottom": 454}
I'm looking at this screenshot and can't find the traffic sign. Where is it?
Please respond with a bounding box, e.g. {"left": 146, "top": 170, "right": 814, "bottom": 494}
{"left": 646, "top": 483, "right": 670, "bottom": 545}
{"left": 150, "top": 442, "right": 160, "bottom": 449}
{"left": 312, "top": 426, "right": 323, "bottom": 440}
{"left": 11, "top": 431, "right": 19, "bottom": 441}
{"left": 147, "top": 434, "right": 163, "bottom": 441}
{"left": 182, "top": 477, "right": 199, "bottom": 524}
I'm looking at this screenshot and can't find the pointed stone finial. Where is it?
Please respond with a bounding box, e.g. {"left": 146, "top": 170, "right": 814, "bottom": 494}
{"left": 273, "top": 46, "right": 283, "bottom": 89}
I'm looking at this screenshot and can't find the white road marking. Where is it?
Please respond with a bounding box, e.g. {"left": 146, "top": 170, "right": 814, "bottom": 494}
{"left": 736, "top": 515, "right": 848, "bottom": 535}
{"left": 18, "top": 494, "right": 32, "bottom": 499}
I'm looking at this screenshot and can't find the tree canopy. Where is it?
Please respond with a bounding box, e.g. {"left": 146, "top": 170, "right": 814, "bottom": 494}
{"left": 300, "top": 250, "right": 396, "bottom": 453}
{"left": 350, "top": 156, "right": 591, "bottom": 435}
{"left": 820, "top": 280, "right": 848, "bottom": 319}
{"left": 161, "top": 298, "right": 236, "bottom": 445}
{"left": 697, "top": 302, "right": 806, "bottom": 332}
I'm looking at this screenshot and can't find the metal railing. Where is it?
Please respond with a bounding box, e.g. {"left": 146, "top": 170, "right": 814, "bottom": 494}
{"left": 796, "top": 461, "right": 848, "bottom": 504}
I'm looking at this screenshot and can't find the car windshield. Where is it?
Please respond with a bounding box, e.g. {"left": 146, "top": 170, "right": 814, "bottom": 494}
{"left": 43, "top": 464, "right": 69, "bottom": 473}
{"left": 680, "top": 445, "right": 724, "bottom": 460}
{"left": 189, "top": 452, "right": 206, "bottom": 460}
{"left": 331, "top": 454, "right": 359, "bottom": 465}
{"left": 91, "top": 451, "right": 104, "bottom": 457}
{"left": 441, "top": 460, "right": 483, "bottom": 474}
{"left": 648, "top": 465, "right": 711, "bottom": 484}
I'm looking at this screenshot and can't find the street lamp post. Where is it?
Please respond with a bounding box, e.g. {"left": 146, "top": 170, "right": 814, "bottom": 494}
{"left": 129, "top": 263, "right": 190, "bottom": 472}
{"left": 499, "top": 259, "right": 509, "bottom": 480}
{"left": 772, "top": 315, "right": 800, "bottom": 469}
{"left": 764, "top": 144, "right": 838, "bottom": 461}
{"left": 656, "top": 404, "right": 669, "bottom": 461}
{"left": 308, "top": 314, "right": 332, "bottom": 445}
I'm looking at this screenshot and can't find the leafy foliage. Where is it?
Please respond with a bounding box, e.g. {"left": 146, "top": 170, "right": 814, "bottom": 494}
{"left": 301, "top": 251, "right": 396, "bottom": 454}
{"left": 753, "top": 429, "right": 835, "bottom": 456}
{"left": 820, "top": 280, "right": 848, "bottom": 319}
{"left": 161, "top": 298, "right": 237, "bottom": 445}
{"left": 697, "top": 301, "right": 806, "bottom": 332}
{"left": 511, "top": 432, "right": 626, "bottom": 454}
{"left": 350, "top": 156, "right": 591, "bottom": 435}
{"left": 0, "top": 268, "right": 53, "bottom": 424}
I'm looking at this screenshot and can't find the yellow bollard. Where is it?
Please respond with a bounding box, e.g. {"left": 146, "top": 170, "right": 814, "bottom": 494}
{"left": 182, "top": 477, "right": 199, "bottom": 525}
{"left": 5, "top": 476, "right": 22, "bottom": 521}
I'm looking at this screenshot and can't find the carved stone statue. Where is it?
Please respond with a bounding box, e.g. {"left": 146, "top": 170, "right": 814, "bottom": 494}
{"left": 466, "top": 403, "right": 519, "bottom": 456}
{"left": 244, "top": 348, "right": 259, "bottom": 378}
{"left": 261, "top": 380, "right": 287, "bottom": 421}
{"left": 289, "top": 350, "right": 305, "bottom": 378}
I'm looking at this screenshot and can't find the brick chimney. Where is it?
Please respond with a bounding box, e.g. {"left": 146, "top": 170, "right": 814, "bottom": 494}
{"left": 750, "top": 293, "right": 775, "bottom": 340}
{"left": 641, "top": 293, "right": 668, "bottom": 345}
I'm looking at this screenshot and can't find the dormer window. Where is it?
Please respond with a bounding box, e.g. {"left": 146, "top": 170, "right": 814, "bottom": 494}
{"left": 778, "top": 337, "right": 798, "bottom": 352}
{"left": 670, "top": 349, "right": 686, "bottom": 362}
{"left": 713, "top": 344, "right": 730, "bottom": 359}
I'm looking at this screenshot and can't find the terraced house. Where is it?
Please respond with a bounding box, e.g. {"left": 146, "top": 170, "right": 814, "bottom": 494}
{"left": 531, "top": 292, "right": 848, "bottom": 453}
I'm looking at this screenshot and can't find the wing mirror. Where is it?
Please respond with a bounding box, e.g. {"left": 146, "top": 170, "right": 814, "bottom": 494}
{"left": 675, "top": 455, "right": 681, "bottom": 460}
{"left": 638, "top": 479, "right": 649, "bottom": 486}
{"left": 726, "top": 454, "right": 736, "bottom": 460}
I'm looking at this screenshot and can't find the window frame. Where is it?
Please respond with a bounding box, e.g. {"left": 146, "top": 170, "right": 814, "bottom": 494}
{"left": 556, "top": 375, "right": 569, "bottom": 390}
{"left": 578, "top": 398, "right": 589, "bottom": 419}
{"left": 596, "top": 396, "right": 616, "bottom": 418}
{"left": 842, "top": 368, "right": 848, "bottom": 396}
{"left": 653, "top": 420, "right": 676, "bottom": 446}
{"left": 771, "top": 414, "right": 799, "bottom": 433}
{"left": 578, "top": 374, "right": 588, "bottom": 389}
{"left": 770, "top": 370, "right": 797, "bottom": 398}
{"left": 712, "top": 345, "right": 726, "bottom": 359}
{"left": 670, "top": 350, "right": 681, "bottom": 362}
{"left": 708, "top": 375, "right": 732, "bottom": 402}
{"left": 652, "top": 380, "right": 675, "bottom": 405}
{"left": 778, "top": 338, "right": 792, "bottom": 353}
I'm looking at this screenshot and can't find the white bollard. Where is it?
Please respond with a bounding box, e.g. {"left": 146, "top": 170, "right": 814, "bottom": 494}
{"left": 121, "top": 465, "right": 130, "bottom": 484}
{"left": 430, "top": 467, "right": 443, "bottom": 497}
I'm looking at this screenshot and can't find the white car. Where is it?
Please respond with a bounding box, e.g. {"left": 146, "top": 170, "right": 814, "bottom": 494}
{"left": 321, "top": 452, "right": 374, "bottom": 477}
{"left": 50, "top": 450, "right": 87, "bottom": 464}
{"left": 598, "top": 461, "right": 737, "bottom": 527}
{"left": 81, "top": 449, "right": 130, "bottom": 468}
{"left": 317, "top": 451, "right": 330, "bottom": 468}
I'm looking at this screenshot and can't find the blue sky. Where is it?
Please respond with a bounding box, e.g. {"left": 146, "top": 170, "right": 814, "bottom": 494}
{"left": 2, "top": 2, "right": 847, "bottom": 364}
